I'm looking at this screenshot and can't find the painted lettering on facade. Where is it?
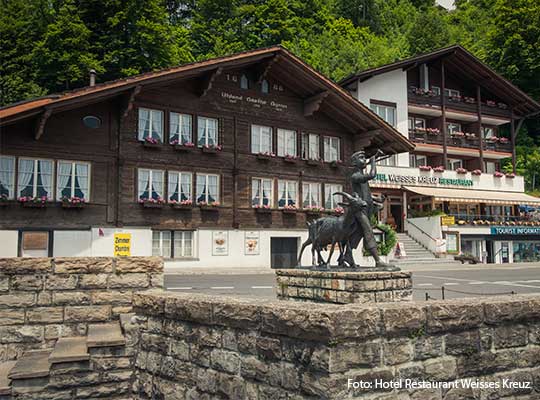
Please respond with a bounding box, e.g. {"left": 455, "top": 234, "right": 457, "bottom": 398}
{"left": 373, "top": 173, "right": 473, "bottom": 188}
{"left": 221, "top": 92, "right": 288, "bottom": 111}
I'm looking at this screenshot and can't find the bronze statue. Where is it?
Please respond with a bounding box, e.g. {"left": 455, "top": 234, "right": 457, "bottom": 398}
{"left": 298, "top": 149, "right": 399, "bottom": 271}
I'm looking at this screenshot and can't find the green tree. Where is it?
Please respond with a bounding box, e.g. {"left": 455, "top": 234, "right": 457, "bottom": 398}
{"left": 407, "top": 7, "right": 452, "bottom": 55}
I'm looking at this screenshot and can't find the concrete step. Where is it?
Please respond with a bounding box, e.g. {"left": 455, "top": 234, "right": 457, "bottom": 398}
{"left": 0, "top": 361, "right": 16, "bottom": 395}
{"left": 8, "top": 349, "right": 52, "bottom": 380}
{"left": 394, "top": 258, "right": 460, "bottom": 264}
{"left": 87, "top": 322, "right": 125, "bottom": 348}
{"left": 49, "top": 337, "right": 89, "bottom": 364}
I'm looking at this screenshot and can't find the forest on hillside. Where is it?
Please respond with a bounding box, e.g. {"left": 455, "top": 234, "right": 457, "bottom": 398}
{"left": 1, "top": 0, "right": 539, "bottom": 190}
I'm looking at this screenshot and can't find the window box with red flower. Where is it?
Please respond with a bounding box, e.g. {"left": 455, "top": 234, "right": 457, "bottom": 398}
{"left": 306, "top": 158, "right": 322, "bottom": 166}
{"left": 283, "top": 155, "right": 298, "bottom": 163}
{"left": 333, "top": 206, "right": 345, "bottom": 216}
{"left": 282, "top": 205, "right": 297, "bottom": 214}
{"left": 493, "top": 171, "right": 504, "bottom": 178}
{"left": 304, "top": 205, "right": 325, "bottom": 216}
{"left": 253, "top": 204, "right": 272, "bottom": 214}
{"left": 201, "top": 144, "right": 222, "bottom": 154}
{"left": 419, "top": 165, "right": 432, "bottom": 172}
{"left": 142, "top": 137, "right": 161, "bottom": 148}
{"left": 198, "top": 201, "right": 220, "bottom": 210}
{"left": 426, "top": 128, "right": 440, "bottom": 136}
{"left": 463, "top": 97, "right": 476, "bottom": 104}
{"left": 61, "top": 196, "right": 86, "bottom": 209}
{"left": 465, "top": 133, "right": 477, "bottom": 140}
{"left": 498, "top": 102, "right": 508, "bottom": 110}
{"left": 329, "top": 160, "right": 343, "bottom": 168}
{"left": 139, "top": 197, "right": 165, "bottom": 208}
{"left": 433, "top": 166, "right": 445, "bottom": 173}
{"left": 456, "top": 168, "right": 468, "bottom": 174}
{"left": 499, "top": 137, "right": 509, "bottom": 144}
{"left": 505, "top": 173, "right": 516, "bottom": 179}
{"left": 472, "top": 169, "right": 482, "bottom": 176}
{"left": 256, "top": 152, "right": 276, "bottom": 161}
{"left": 169, "top": 199, "right": 193, "bottom": 209}
{"left": 171, "top": 140, "right": 195, "bottom": 152}
{"left": 486, "top": 100, "right": 497, "bottom": 107}
{"left": 0, "top": 194, "right": 10, "bottom": 207}
{"left": 19, "top": 196, "right": 48, "bottom": 208}
{"left": 450, "top": 131, "right": 465, "bottom": 138}
{"left": 487, "top": 136, "right": 499, "bottom": 143}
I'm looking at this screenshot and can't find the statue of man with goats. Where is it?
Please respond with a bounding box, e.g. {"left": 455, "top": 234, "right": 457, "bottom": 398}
{"left": 298, "top": 149, "right": 398, "bottom": 271}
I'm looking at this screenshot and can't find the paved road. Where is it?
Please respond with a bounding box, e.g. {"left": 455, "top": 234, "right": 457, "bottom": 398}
{"left": 164, "top": 266, "right": 540, "bottom": 301}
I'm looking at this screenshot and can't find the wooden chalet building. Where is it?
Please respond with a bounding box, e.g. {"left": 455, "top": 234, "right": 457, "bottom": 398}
{"left": 0, "top": 46, "right": 412, "bottom": 268}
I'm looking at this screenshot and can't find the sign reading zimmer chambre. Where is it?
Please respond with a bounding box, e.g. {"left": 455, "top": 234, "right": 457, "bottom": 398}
{"left": 372, "top": 173, "right": 473, "bottom": 187}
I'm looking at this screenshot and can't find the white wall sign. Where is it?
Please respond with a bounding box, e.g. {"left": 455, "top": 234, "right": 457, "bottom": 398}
{"left": 244, "top": 231, "right": 260, "bottom": 255}
{"left": 212, "top": 231, "right": 229, "bottom": 256}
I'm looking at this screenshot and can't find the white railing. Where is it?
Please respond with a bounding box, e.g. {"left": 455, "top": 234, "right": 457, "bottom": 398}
{"left": 404, "top": 217, "right": 446, "bottom": 255}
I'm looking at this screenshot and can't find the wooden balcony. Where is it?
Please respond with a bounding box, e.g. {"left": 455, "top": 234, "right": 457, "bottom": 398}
{"left": 409, "top": 130, "right": 512, "bottom": 153}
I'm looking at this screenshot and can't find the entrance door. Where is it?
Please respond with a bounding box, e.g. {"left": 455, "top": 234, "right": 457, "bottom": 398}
{"left": 390, "top": 204, "right": 403, "bottom": 232}
{"left": 486, "top": 240, "right": 494, "bottom": 263}
{"left": 500, "top": 242, "right": 510, "bottom": 263}
{"left": 271, "top": 237, "right": 298, "bottom": 269}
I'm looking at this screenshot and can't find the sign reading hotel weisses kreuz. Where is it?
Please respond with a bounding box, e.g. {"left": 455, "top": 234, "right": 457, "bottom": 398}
{"left": 372, "top": 173, "right": 473, "bottom": 187}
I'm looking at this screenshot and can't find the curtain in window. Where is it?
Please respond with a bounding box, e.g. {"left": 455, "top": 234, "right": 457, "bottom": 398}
{"left": 38, "top": 160, "right": 53, "bottom": 199}
{"left": 286, "top": 131, "right": 296, "bottom": 156}
{"left": 278, "top": 181, "right": 286, "bottom": 207}
{"left": 168, "top": 172, "right": 179, "bottom": 201}
{"left": 18, "top": 159, "right": 34, "bottom": 197}
{"left": 277, "top": 130, "right": 285, "bottom": 156}
{"left": 207, "top": 175, "right": 218, "bottom": 203}
{"left": 151, "top": 110, "right": 163, "bottom": 141}
{"left": 251, "top": 126, "right": 261, "bottom": 153}
{"left": 75, "top": 163, "right": 89, "bottom": 199}
{"left": 308, "top": 134, "right": 319, "bottom": 160}
{"left": 180, "top": 173, "right": 191, "bottom": 201}
{"left": 252, "top": 179, "right": 260, "bottom": 206}
{"left": 151, "top": 170, "right": 163, "bottom": 200}
{"left": 0, "top": 157, "right": 14, "bottom": 198}
{"left": 196, "top": 175, "right": 206, "bottom": 202}
{"left": 138, "top": 109, "right": 150, "bottom": 140}
{"left": 261, "top": 126, "right": 271, "bottom": 152}
{"left": 287, "top": 182, "right": 296, "bottom": 206}
{"left": 181, "top": 115, "right": 192, "bottom": 143}
{"left": 138, "top": 170, "right": 150, "bottom": 200}
{"left": 170, "top": 114, "right": 180, "bottom": 143}
{"left": 262, "top": 179, "right": 271, "bottom": 206}
{"left": 57, "top": 162, "right": 72, "bottom": 199}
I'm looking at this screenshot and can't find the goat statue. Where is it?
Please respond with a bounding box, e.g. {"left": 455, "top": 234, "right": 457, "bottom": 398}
{"left": 297, "top": 192, "right": 366, "bottom": 268}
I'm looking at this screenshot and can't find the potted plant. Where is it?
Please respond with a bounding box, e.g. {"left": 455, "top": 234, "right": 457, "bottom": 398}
{"left": 306, "top": 157, "right": 321, "bottom": 166}
{"left": 456, "top": 167, "right": 468, "bottom": 174}
{"left": 505, "top": 173, "right": 516, "bottom": 179}
{"left": 143, "top": 136, "right": 161, "bottom": 148}
{"left": 201, "top": 144, "right": 222, "bottom": 154}
{"left": 449, "top": 94, "right": 462, "bottom": 102}
{"left": 138, "top": 197, "right": 165, "bottom": 208}
{"left": 304, "top": 205, "right": 325, "bottom": 215}
{"left": 426, "top": 128, "right": 440, "bottom": 136}
{"left": 333, "top": 206, "right": 344, "bottom": 215}
{"left": 18, "top": 196, "right": 48, "bottom": 208}
{"left": 450, "top": 131, "right": 465, "bottom": 138}
{"left": 169, "top": 199, "right": 193, "bottom": 209}
{"left": 330, "top": 159, "right": 343, "bottom": 168}
{"left": 256, "top": 151, "right": 276, "bottom": 160}
{"left": 283, "top": 154, "right": 298, "bottom": 163}
{"left": 282, "top": 204, "right": 297, "bottom": 214}
{"left": 472, "top": 169, "right": 482, "bottom": 176}
{"left": 419, "top": 165, "right": 432, "bottom": 172}
{"left": 465, "top": 133, "right": 477, "bottom": 140}
{"left": 433, "top": 166, "right": 445, "bottom": 173}
{"left": 499, "top": 137, "right": 509, "bottom": 144}
{"left": 486, "top": 100, "right": 497, "bottom": 107}
{"left": 463, "top": 97, "right": 476, "bottom": 104}
{"left": 198, "top": 201, "right": 220, "bottom": 210}
{"left": 61, "top": 196, "right": 86, "bottom": 208}
{"left": 493, "top": 171, "right": 504, "bottom": 178}
{"left": 0, "top": 194, "right": 9, "bottom": 207}
{"left": 253, "top": 204, "right": 272, "bottom": 213}
{"left": 171, "top": 139, "right": 195, "bottom": 151}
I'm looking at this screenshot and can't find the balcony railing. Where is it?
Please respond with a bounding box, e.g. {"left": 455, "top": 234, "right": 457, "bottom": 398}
{"left": 408, "top": 88, "right": 512, "bottom": 119}
{"left": 447, "top": 214, "right": 538, "bottom": 226}
{"left": 409, "top": 130, "right": 512, "bottom": 153}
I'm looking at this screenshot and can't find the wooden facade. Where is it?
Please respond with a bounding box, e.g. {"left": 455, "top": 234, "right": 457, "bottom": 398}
{"left": 0, "top": 47, "right": 413, "bottom": 234}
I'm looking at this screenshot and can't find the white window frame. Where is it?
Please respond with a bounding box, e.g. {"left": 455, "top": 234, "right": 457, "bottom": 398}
{"left": 152, "top": 231, "right": 172, "bottom": 258}
{"left": 251, "top": 177, "right": 273, "bottom": 207}
{"left": 173, "top": 230, "right": 195, "bottom": 258}
{"left": 370, "top": 102, "right": 396, "bottom": 127}
{"left": 485, "top": 161, "right": 497, "bottom": 174}
{"left": 482, "top": 126, "right": 495, "bottom": 139}
{"left": 302, "top": 182, "right": 322, "bottom": 208}
{"left": 137, "top": 168, "right": 165, "bottom": 201}
{"left": 447, "top": 158, "right": 463, "bottom": 170}
{"left": 277, "top": 180, "right": 298, "bottom": 208}
{"left": 301, "top": 133, "right": 320, "bottom": 160}
{"left": 169, "top": 112, "right": 193, "bottom": 145}
{"left": 324, "top": 183, "right": 343, "bottom": 209}
{"left": 251, "top": 125, "right": 273, "bottom": 154}
{"left": 197, "top": 116, "right": 218, "bottom": 147}
{"left": 444, "top": 88, "right": 460, "bottom": 97}
{"left": 168, "top": 171, "right": 192, "bottom": 203}
{"left": 196, "top": 173, "right": 220, "bottom": 204}
{"left": 153, "top": 230, "right": 195, "bottom": 259}
{"left": 446, "top": 122, "right": 462, "bottom": 134}
{"left": 17, "top": 158, "right": 55, "bottom": 200}
{"left": 0, "top": 155, "right": 15, "bottom": 199}
{"left": 138, "top": 107, "right": 164, "bottom": 142}
{"left": 378, "top": 155, "right": 397, "bottom": 166}
{"left": 410, "top": 155, "right": 427, "bottom": 168}
{"left": 431, "top": 86, "right": 441, "bottom": 95}
{"left": 277, "top": 129, "right": 297, "bottom": 157}
{"left": 323, "top": 136, "right": 341, "bottom": 162}
{"left": 56, "top": 161, "right": 91, "bottom": 201}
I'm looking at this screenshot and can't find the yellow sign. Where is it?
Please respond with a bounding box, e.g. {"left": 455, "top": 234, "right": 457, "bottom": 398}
{"left": 114, "top": 233, "right": 131, "bottom": 256}
{"left": 441, "top": 215, "right": 455, "bottom": 226}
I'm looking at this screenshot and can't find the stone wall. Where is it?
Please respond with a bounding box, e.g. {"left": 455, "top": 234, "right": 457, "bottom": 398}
{"left": 132, "top": 291, "right": 540, "bottom": 400}
{"left": 276, "top": 269, "right": 413, "bottom": 303}
{"left": 0, "top": 257, "right": 163, "bottom": 361}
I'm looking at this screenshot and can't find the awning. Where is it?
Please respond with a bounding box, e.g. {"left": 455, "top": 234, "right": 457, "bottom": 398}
{"left": 403, "top": 186, "right": 540, "bottom": 205}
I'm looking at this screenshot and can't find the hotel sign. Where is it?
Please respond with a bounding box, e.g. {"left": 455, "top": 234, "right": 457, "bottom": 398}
{"left": 114, "top": 233, "right": 131, "bottom": 257}
{"left": 491, "top": 227, "right": 540, "bottom": 235}
{"left": 373, "top": 173, "right": 473, "bottom": 187}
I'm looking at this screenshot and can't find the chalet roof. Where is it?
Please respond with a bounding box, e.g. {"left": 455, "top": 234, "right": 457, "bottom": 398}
{"left": 0, "top": 46, "right": 413, "bottom": 154}
{"left": 340, "top": 45, "right": 540, "bottom": 117}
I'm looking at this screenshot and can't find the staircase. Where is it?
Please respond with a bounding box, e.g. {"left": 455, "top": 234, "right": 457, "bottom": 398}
{"left": 0, "top": 316, "right": 134, "bottom": 399}
{"left": 392, "top": 232, "right": 458, "bottom": 265}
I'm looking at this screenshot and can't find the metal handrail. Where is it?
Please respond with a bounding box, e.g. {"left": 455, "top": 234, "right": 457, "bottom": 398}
{"left": 405, "top": 218, "right": 438, "bottom": 242}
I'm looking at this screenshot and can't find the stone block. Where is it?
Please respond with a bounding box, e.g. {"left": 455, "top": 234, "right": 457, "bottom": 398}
{"left": 331, "top": 341, "right": 381, "bottom": 372}
{"left": 164, "top": 295, "right": 213, "bottom": 324}
{"left": 240, "top": 354, "right": 269, "bottom": 381}
{"left": 493, "top": 324, "right": 528, "bottom": 349}
{"left": 0, "top": 258, "right": 52, "bottom": 274}
{"left": 0, "top": 292, "right": 35, "bottom": 307}
{"left": 109, "top": 273, "right": 149, "bottom": 288}
{"left": 37, "top": 291, "right": 52, "bottom": 305}
{"left": 222, "top": 329, "right": 238, "bottom": 351}
{"left": 54, "top": 257, "right": 113, "bottom": 274}
{"left": 530, "top": 324, "right": 540, "bottom": 344}
{"left": 115, "top": 257, "right": 162, "bottom": 273}
{"left": 91, "top": 290, "right": 133, "bottom": 305}
{"left": 216, "top": 372, "right": 246, "bottom": 399}
{"left": 44, "top": 274, "right": 78, "bottom": 290}
{"left": 423, "top": 357, "right": 457, "bottom": 381}
{"left": 64, "top": 305, "right": 111, "bottom": 322}
{"left": 169, "top": 339, "right": 189, "bottom": 361}
{"left": 53, "top": 291, "right": 91, "bottom": 305}
{"left": 0, "top": 325, "right": 43, "bottom": 343}
{"left": 426, "top": 301, "right": 483, "bottom": 333}
{"left": 382, "top": 304, "right": 426, "bottom": 336}
{"left": 213, "top": 301, "right": 260, "bottom": 329}
{"left": 26, "top": 307, "right": 64, "bottom": 323}
{"left": 78, "top": 274, "right": 109, "bottom": 289}
{"left": 237, "top": 330, "right": 258, "bottom": 355}
{"left": 210, "top": 348, "right": 240, "bottom": 374}
{"left": 133, "top": 291, "right": 167, "bottom": 315}
{"left": 393, "top": 289, "right": 413, "bottom": 302}
{"left": 414, "top": 335, "right": 444, "bottom": 360}
{"left": 455, "top": 348, "right": 515, "bottom": 377}
{"left": 375, "top": 290, "right": 394, "bottom": 302}
{"left": 256, "top": 335, "right": 282, "bottom": 361}
{"left": 0, "top": 309, "right": 25, "bottom": 326}
{"left": 10, "top": 275, "right": 43, "bottom": 291}
{"left": 0, "top": 277, "right": 9, "bottom": 292}
{"left": 383, "top": 338, "right": 413, "bottom": 365}
{"left": 445, "top": 330, "right": 481, "bottom": 355}
{"left": 484, "top": 296, "right": 540, "bottom": 324}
